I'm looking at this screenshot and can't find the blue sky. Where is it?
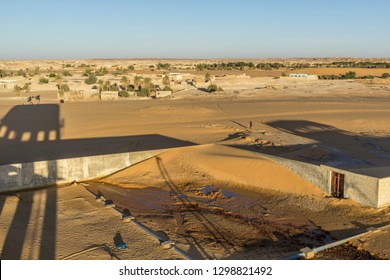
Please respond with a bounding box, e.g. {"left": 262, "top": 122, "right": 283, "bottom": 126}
{"left": 1, "top": 0, "right": 389, "bottom": 59}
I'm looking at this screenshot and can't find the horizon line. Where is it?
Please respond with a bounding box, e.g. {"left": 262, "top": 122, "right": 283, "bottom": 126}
{"left": 1, "top": 56, "right": 390, "bottom": 62}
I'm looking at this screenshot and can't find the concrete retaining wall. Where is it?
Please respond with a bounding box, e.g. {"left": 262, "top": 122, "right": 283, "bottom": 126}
{"left": 324, "top": 166, "right": 380, "bottom": 208}
{"left": 261, "top": 154, "right": 329, "bottom": 193}
{"left": 1, "top": 144, "right": 389, "bottom": 208}
{"left": 0, "top": 149, "right": 166, "bottom": 193}
{"left": 100, "top": 91, "right": 118, "bottom": 100}
{"left": 262, "top": 153, "right": 384, "bottom": 208}
{"left": 378, "top": 178, "right": 390, "bottom": 207}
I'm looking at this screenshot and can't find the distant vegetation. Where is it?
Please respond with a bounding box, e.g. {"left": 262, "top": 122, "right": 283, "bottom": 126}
{"left": 39, "top": 77, "right": 49, "bottom": 84}
{"left": 194, "top": 61, "right": 390, "bottom": 71}
{"left": 381, "top": 73, "right": 390, "bottom": 78}
{"left": 59, "top": 84, "right": 70, "bottom": 92}
{"left": 136, "top": 88, "right": 149, "bottom": 97}
{"left": 157, "top": 63, "right": 171, "bottom": 70}
{"left": 343, "top": 71, "right": 357, "bottom": 79}
{"left": 118, "top": 90, "right": 130, "bottom": 97}
{"left": 206, "top": 84, "right": 223, "bottom": 93}
{"left": 85, "top": 73, "right": 97, "bottom": 85}
{"left": 319, "top": 71, "right": 390, "bottom": 80}
{"left": 62, "top": 71, "right": 73, "bottom": 77}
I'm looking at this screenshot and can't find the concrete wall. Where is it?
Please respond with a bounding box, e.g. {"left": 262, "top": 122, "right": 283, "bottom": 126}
{"left": 0, "top": 149, "right": 166, "bottom": 193}
{"left": 156, "top": 90, "right": 172, "bottom": 97}
{"left": 378, "top": 177, "right": 390, "bottom": 207}
{"left": 61, "top": 90, "right": 101, "bottom": 102}
{"left": 325, "top": 166, "right": 379, "bottom": 207}
{"left": 261, "top": 154, "right": 330, "bottom": 193}
{"left": 100, "top": 91, "right": 118, "bottom": 100}
{"left": 262, "top": 153, "right": 384, "bottom": 208}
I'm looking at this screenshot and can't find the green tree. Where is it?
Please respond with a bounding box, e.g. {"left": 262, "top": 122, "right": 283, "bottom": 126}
{"left": 60, "top": 84, "right": 70, "bottom": 92}
{"left": 39, "top": 77, "right": 49, "bottom": 84}
{"left": 381, "top": 73, "right": 390, "bottom": 78}
{"left": 56, "top": 74, "right": 63, "bottom": 89}
{"left": 344, "top": 71, "right": 356, "bottom": 79}
{"left": 97, "top": 79, "right": 104, "bottom": 92}
{"left": 62, "top": 71, "right": 72, "bottom": 77}
{"left": 120, "top": 76, "right": 129, "bottom": 90}
{"left": 137, "top": 88, "right": 150, "bottom": 97}
{"left": 85, "top": 73, "right": 97, "bottom": 85}
{"left": 207, "top": 84, "right": 218, "bottom": 93}
{"left": 205, "top": 73, "right": 211, "bottom": 83}
{"left": 162, "top": 75, "right": 170, "bottom": 87}
{"left": 14, "top": 85, "right": 23, "bottom": 104}
{"left": 134, "top": 76, "right": 142, "bottom": 90}
{"left": 103, "top": 80, "right": 111, "bottom": 91}
{"left": 118, "top": 90, "right": 130, "bottom": 97}
{"left": 142, "top": 77, "right": 153, "bottom": 90}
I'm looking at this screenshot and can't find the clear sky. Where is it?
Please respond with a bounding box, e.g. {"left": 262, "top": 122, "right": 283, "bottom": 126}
{"left": 1, "top": 0, "right": 389, "bottom": 59}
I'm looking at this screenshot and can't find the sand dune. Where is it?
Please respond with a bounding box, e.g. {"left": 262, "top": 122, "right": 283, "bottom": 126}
{"left": 103, "top": 144, "right": 324, "bottom": 197}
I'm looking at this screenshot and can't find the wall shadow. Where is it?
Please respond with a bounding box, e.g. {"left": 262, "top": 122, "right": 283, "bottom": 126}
{"left": 226, "top": 119, "right": 390, "bottom": 170}
{"left": 0, "top": 104, "right": 196, "bottom": 259}
{"left": 264, "top": 120, "right": 390, "bottom": 168}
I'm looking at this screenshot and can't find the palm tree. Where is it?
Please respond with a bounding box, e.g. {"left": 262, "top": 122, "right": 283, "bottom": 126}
{"left": 14, "top": 85, "right": 23, "bottom": 104}
{"left": 162, "top": 75, "right": 170, "bottom": 87}
{"left": 120, "top": 76, "right": 129, "bottom": 90}
{"left": 97, "top": 79, "right": 104, "bottom": 93}
{"left": 55, "top": 74, "right": 63, "bottom": 90}
{"left": 134, "top": 76, "right": 142, "bottom": 90}
{"left": 143, "top": 77, "right": 153, "bottom": 90}
{"left": 103, "top": 80, "right": 111, "bottom": 91}
{"left": 205, "top": 73, "right": 211, "bottom": 83}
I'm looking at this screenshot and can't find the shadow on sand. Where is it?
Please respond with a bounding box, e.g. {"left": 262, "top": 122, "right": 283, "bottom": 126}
{"left": 0, "top": 104, "right": 195, "bottom": 259}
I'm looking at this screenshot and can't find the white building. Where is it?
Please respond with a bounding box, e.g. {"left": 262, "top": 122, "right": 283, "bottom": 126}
{"left": 0, "top": 80, "right": 17, "bottom": 89}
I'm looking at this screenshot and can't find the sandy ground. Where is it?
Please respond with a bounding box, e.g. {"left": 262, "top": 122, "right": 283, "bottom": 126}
{"left": 1, "top": 77, "right": 390, "bottom": 259}
{"left": 0, "top": 184, "right": 182, "bottom": 260}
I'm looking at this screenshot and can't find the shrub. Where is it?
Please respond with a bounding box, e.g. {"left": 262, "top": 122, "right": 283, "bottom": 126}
{"left": 207, "top": 84, "right": 218, "bottom": 93}
{"left": 17, "top": 69, "right": 27, "bottom": 77}
{"left": 128, "top": 65, "right": 135, "bottom": 70}
{"left": 381, "top": 73, "right": 390, "bottom": 78}
{"left": 136, "top": 88, "right": 149, "bottom": 97}
{"left": 118, "top": 90, "right": 130, "bottom": 97}
{"left": 39, "top": 77, "right": 49, "bottom": 84}
{"left": 49, "top": 73, "right": 57, "bottom": 78}
{"left": 205, "top": 73, "right": 211, "bottom": 82}
{"left": 109, "top": 84, "right": 119, "bottom": 91}
{"left": 163, "top": 85, "right": 172, "bottom": 91}
{"left": 85, "top": 73, "right": 97, "bottom": 85}
{"left": 60, "top": 84, "right": 70, "bottom": 92}
{"left": 62, "top": 71, "right": 72, "bottom": 77}
{"left": 162, "top": 75, "right": 170, "bottom": 86}
{"left": 361, "top": 75, "right": 374, "bottom": 79}
{"left": 344, "top": 71, "right": 356, "bottom": 79}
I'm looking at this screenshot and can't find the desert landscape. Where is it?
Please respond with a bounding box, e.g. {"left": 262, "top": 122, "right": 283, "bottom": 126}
{"left": 1, "top": 59, "right": 390, "bottom": 260}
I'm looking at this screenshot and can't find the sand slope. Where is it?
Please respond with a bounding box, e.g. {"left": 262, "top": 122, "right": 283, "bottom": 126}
{"left": 103, "top": 144, "right": 323, "bottom": 197}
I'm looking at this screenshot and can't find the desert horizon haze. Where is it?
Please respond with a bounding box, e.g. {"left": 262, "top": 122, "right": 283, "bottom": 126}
{"left": 1, "top": 0, "right": 390, "bottom": 59}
